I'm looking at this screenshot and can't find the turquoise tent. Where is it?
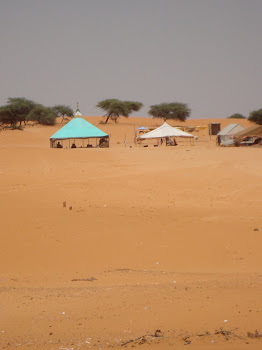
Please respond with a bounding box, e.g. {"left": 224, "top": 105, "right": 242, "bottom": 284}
{"left": 50, "top": 117, "right": 109, "bottom": 148}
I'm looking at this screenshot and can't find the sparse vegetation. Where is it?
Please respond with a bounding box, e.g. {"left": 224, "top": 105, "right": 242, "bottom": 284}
{"left": 27, "top": 105, "right": 57, "bottom": 125}
{"left": 248, "top": 109, "right": 262, "bottom": 125}
{"left": 52, "top": 105, "right": 73, "bottom": 122}
{"left": 148, "top": 102, "right": 191, "bottom": 122}
{"left": 227, "top": 113, "right": 246, "bottom": 119}
{"left": 0, "top": 97, "right": 73, "bottom": 127}
{"left": 96, "top": 99, "right": 143, "bottom": 123}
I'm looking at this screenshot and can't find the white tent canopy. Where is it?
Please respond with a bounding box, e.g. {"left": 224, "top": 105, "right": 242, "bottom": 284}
{"left": 138, "top": 122, "right": 194, "bottom": 139}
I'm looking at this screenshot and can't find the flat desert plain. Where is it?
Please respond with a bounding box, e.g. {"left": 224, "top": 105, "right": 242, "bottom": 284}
{"left": 0, "top": 117, "right": 261, "bottom": 350}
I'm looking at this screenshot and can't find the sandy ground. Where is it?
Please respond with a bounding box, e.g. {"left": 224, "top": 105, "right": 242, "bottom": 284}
{"left": 0, "top": 116, "right": 261, "bottom": 349}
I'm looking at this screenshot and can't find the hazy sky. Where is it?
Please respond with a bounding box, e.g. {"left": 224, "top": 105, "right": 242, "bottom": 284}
{"left": 1, "top": 0, "right": 262, "bottom": 119}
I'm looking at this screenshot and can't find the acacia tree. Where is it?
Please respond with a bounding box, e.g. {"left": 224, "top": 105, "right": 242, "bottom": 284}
{"left": 0, "top": 97, "right": 74, "bottom": 127}
{"left": 0, "top": 105, "right": 18, "bottom": 127}
{"left": 0, "top": 97, "right": 37, "bottom": 126}
{"left": 227, "top": 113, "right": 246, "bottom": 119}
{"left": 248, "top": 109, "right": 262, "bottom": 125}
{"left": 148, "top": 103, "right": 191, "bottom": 122}
{"left": 52, "top": 105, "right": 74, "bottom": 122}
{"left": 27, "top": 105, "right": 57, "bottom": 125}
{"left": 96, "top": 99, "right": 143, "bottom": 123}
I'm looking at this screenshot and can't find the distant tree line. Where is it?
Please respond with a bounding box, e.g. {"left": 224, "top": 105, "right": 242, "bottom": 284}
{"left": 227, "top": 111, "right": 262, "bottom": 124}
{"left": 0, "top": 98, "right": 73, "bottom": 128}
{"left": 1, "top": 97, "right": 262, "bottom": 128}
{"left": 96, "top": 99, "right": 190, "bottom": 123}
{"left": 96, "top": 100, "right": 262, "bottom": 125}
{"left": 227, "top": 113, "right": 246, "bottom": 119}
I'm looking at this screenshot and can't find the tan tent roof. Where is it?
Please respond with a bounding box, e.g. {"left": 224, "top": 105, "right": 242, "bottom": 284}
{"left": 234, "top": 125, "right": 262, "bottom": 138}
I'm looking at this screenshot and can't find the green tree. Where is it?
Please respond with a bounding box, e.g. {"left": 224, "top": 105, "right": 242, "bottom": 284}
{"left": 227, "top": 113, "right": 246, "bottom": 119}
{"left": 0, "top": 97, "right": 36, "bottom": 126}
{"left": 248, "top": 109, "right": 262, "bottom": 125}
{"left": 0, "top": 98, "right": 74, "bottom": 127}
{"left": 52, "top": 105, "right": 74, "bottom": 122}
{"left": 96, "top": 99, "right": 143, "bottom": 123}
{"left": 27, "top": 105, "right": 57, "bottom": 125}
{"left": 0, "top": 105, "right": 18, "bottom": 127}
{"left": 148, "top": 103, "right": 191, "bottom": 122}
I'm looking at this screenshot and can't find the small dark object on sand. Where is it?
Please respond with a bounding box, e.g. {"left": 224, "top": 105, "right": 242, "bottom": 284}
{"left": 183, "top": 336, "right": 191, "bottom": 345}
{"left": 254, "top": 228, "right": 259, "bottom": 231}
{"left": 154, "top": 330, "right": 162, "bottom": 337}
{"left": 121, "top": 330, "right": 163, "bottom": 346}
{"left": 72, "top": 277, "right": 97, "bottom": 282}
{"left": 214, "top": 328, "right": 232, "bottom": 340}
{"left": 69, "top": 206, "right": 72, "bottom": 210}
{"left": 63, "top": 201, "right": 66, "bottom": 208}
{"left": 247, "top": 330, "right": 262, "bottom": 338}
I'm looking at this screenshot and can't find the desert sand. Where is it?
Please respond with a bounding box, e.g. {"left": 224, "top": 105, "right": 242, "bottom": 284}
{"left": 0, "top": 116, "right": 261, "bottom": 350}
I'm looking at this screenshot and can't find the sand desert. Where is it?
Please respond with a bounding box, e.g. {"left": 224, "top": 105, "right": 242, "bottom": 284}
{"left": 0, "top": 116, "right": 261, "bottom": 350}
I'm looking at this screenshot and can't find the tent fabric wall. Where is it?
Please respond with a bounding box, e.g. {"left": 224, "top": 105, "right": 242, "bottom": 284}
{"left": 234, "top": 125, "right": 262, "bottom": 138}
{"left": 217, "top": 124, "right": 245, "bottom": 146}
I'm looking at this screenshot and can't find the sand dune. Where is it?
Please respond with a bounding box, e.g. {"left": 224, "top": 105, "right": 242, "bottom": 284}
{"left": 0, "top": 117, "right": 261, "bottom": 349}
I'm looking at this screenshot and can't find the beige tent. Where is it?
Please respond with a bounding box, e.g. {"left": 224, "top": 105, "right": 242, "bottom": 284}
{"left": 234, "top": 125, "right": 262, "bottom": 138}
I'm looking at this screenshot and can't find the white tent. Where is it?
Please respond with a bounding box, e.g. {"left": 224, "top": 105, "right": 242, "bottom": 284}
{"left": 217, "top": 123, "right": 245, "bottom": 146}
{"left": 138, "top": 122, "right": 194, "bottom": 139}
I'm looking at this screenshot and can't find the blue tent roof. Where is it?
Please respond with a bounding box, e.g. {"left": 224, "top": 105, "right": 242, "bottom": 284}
{"left": 50, "top": 117, "right": 108, "bottom": 140}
